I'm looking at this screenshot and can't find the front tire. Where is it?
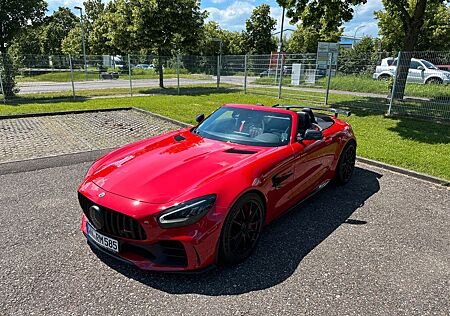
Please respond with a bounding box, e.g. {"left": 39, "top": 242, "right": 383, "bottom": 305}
{"left": 426, "top": 77, "right": 443, "bottom": 85}
{"left": 335, "top": 142, "right": 356, "bottom": 185}
{"left": 219, "top": 193, "right": 264, "bottom": 265}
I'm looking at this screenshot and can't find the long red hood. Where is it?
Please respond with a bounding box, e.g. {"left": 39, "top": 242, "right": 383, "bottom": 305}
{"left": 89, "top": 131, "right": 267, "bottom": 203}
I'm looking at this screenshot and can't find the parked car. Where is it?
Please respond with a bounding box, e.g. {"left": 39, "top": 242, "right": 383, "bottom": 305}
{"left": 100, "top": 72, "right": 119, "bottom": 80}
{"left": 135, "top": 63, "right": 155, "bottom": 70}
{"left": 259, "top": 66, "right": 292, "bottom": 77}
{"left": 373, "top": 57, "right": 450, "bottom": 84}
{"left": 78, "top": 104, "right": 356, "bottom": 272}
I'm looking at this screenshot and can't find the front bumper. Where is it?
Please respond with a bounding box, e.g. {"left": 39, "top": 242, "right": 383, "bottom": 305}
{"left": 78, "top": 182, "right": 225, "bottom": 272}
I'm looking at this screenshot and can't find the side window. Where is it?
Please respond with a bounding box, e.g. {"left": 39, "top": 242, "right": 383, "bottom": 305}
{"left": 392, "top": 59, "right": 397, "bottom": 66}
{"left": 410, "top": 61, "right": 421, "bottom": 69}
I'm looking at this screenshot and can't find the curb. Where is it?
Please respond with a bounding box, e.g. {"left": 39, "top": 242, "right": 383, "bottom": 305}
{"left": 0, "top": 148, "right": 115, "bottom": 176}
{"left": 132, "top": 107, "right": 190, "bottom": 128}
{"left": 356, "top": 156, "right": 449, "bottom": 187}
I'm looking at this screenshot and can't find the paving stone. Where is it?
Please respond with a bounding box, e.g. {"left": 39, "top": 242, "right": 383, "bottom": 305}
{"left": 0, "top": 110, "right": 182, "bottom": 163}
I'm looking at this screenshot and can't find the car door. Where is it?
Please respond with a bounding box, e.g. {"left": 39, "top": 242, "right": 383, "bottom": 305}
{"left": 408, "top": 60, "right": 424, "bottom": 83}
{"left": 290, "top": 127, "right": 339, "bottom": 203}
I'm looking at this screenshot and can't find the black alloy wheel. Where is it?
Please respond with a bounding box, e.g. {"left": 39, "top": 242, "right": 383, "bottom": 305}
{"left": 219, "top": 193, "right": 264, "bottom": 265}
{"left": 335, "top": 142, "right": 356, "bottom": 185}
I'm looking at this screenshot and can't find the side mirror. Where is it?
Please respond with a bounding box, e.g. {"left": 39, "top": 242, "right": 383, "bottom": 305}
{"left": 302, "top": 129, "right": 323, "bottom": 141}
{"left": 418, "top": 66, "right": 425, "bottom": 71}
{"left": 196, "top": 114, "right": 205, "bottom": 124}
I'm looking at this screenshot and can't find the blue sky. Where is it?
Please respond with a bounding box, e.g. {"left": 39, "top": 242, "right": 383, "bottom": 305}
{"left": 47, "top": 0, "right": 383, "bottom": 38}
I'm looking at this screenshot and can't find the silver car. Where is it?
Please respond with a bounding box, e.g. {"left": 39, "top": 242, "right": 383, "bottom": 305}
{"left": 373, "top": 57, "right": 450, "bottom": 84}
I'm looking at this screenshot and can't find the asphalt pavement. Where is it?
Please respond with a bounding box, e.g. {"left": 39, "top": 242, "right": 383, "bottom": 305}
{"left": 1, "top": 161, "right": 449, "bottom": 315}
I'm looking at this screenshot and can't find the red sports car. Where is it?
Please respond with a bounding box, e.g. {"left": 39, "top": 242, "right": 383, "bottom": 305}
{"left": 78, "top": 104, "right": 356, "bottom": 272}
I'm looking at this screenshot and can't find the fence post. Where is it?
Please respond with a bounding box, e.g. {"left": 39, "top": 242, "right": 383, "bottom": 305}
{"left": 128, "top": 54, "right": 133, "bottom": 97}
{"left": 0, "top": 64, "right": 5, "bottom": 104}
{"left": 244, "top": 54, "right": 248, "bottom": 94}
{"left": 177, "top": 54, "right": 181, "bottom": 95}
{"left": 388, "top": 51, "right": 402, "bottom": 116}
{"left": 278, "top": 54, "right": 284, "bottom": 99}
{"left": 216, "top": 55, "right": 221, "bottom": 89}
{"left": 68, "top": 54, "right": 76, "bottom": 100}
{"left": 325, "top": 53, "right": 333, "bottom": 105}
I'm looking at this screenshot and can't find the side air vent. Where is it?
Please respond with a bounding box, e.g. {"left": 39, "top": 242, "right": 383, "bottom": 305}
{"left": 174, "top": 135, "right": 186, "bottom": 141}
{"left": 224, "top": 148, "right": 258, "bottom": 154}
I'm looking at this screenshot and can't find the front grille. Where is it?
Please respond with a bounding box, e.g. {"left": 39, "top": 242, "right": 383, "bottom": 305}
{"left": 78, "top": 192, "right": 147, "bottom": 240}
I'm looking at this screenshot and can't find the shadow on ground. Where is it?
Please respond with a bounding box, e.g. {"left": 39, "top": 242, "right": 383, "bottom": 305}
{"left": 92, "top": 167, "right": 381, "bottom": 295}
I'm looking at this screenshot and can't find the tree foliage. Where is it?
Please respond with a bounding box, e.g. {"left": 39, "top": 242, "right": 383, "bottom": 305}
{"left": 196, "top": 22, "right": 246, "bottom": 56}
{"left": 277, "top": 0, "right": 366, "bottom": 34}
{"left": 376, "top": 1, "right": 450, "bottom": 51}
{"left": 338, "top": 37, "right": 382, "bottom": 75}
{"left": 40, "top": 7, "right": 79, "bottom": 55}
{"left": 0, "top": 0, "right": 47, "bottom": 97}
{"left": 61, "top": 26, "right": 82, "bottom": 55}
{"left": 286, "top": 24, "right": 342, "bottom": 53}
{"left": 244, "top": 4, "right": 277, "bottom": 54}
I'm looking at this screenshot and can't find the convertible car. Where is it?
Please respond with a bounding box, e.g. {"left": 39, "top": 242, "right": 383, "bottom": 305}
{"left": 78, "top": 104, "right": 356, "bottom": 271}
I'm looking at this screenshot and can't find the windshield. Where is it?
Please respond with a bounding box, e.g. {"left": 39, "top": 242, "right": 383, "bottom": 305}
{"left": 421, "top": 60, "right": 438, "bottom": 70}
{"left": 195, "top": 107, "right": 292, "bottom": 147}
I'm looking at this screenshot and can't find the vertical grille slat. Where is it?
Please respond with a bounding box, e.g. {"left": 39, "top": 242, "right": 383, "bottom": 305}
{"left": 78, "top": 192, "right": 147, "bottom": 240}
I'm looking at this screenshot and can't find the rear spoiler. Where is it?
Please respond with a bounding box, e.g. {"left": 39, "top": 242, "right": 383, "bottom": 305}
{"left": 273, "top": 104, "right": 351, "bottom": 118}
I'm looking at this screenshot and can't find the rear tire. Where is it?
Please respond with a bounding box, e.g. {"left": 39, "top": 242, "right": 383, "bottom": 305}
{"left": 219, "top": 193, "right": 264, "bottom": 265}
{"left": 335, "top": 142, "right": 356, "bottom": 185}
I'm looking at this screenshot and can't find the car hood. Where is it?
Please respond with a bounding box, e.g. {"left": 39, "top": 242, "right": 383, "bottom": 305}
{"left": 90, "top": 131, "right": 265, "bottom": 204}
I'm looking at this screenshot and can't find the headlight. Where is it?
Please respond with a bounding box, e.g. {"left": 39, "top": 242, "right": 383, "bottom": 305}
{"left": 157, "top": 195, "right": 216, "bottom": 228}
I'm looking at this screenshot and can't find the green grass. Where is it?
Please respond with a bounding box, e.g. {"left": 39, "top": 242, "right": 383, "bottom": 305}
{"left": 254, "top": 74, "right": 450, "bottom": 99}
{"left": 0, "top": 92, "right": 448, "bottom": 180}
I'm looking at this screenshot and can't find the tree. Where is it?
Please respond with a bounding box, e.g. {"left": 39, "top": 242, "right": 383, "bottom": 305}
{"left": 104, "top": 0, "right": 206, "bottom": 87}
{"left": 278, "top": 0, "right": 366, "bottom": 35}
{"left": 279, "top": 0, "right": 448, "bottom": 99}
{"left": 376, "top": 2, "right": 450, "bottom": 52}
{"left": 196, "top": 22, "right": 246, "bottom": 56}
{"left": 88, "top": 1, "right": 119, "bottom": 55}
{"left": 0, "top": 0, "right": 47, "bottom": 97}
{"left": 61, "top": 26, "right": 83, "bottom": 55}
{"left": 244, "top": 4, "right": 277, "bottom": 54}
{"left": 40, "top": 7, "right": 79, "bottom": 55}
{"left": 338, "top": 37, "right": 382, "bottom": 75}
{"left": 286, "top": 24, "right": 342, "bottom": 53}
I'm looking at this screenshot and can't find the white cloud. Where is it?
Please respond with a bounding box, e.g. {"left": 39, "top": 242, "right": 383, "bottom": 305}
{"left": 205, "top": 1, "right": 255, "bottom": 31}
{"left": 47, "top": 0, "right": 85, "bottom": 10}
{"left": 342, "top": 0, "right": 383, "bottom": 37}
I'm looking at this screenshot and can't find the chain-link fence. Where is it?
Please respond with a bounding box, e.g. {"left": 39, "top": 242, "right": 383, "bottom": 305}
{"left": 1, "top": 52, "right": 449, "bottom": 121}
{"left": 388, "top": 51, "right": 450, "bottom": 120}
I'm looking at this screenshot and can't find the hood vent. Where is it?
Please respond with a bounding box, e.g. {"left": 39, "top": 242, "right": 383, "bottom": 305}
{"left": 224, "top": 148, "right": 257, "bottom": 155}
{"left": 174, "top": 135, "right": 186, "bottom": 142}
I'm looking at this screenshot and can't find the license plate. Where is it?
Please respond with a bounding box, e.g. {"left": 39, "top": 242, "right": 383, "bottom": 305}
{"left": 86, "top": 222, "right": 119, "bottom": 253}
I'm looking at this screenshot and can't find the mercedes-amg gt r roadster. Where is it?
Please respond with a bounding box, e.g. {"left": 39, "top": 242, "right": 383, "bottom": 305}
{"left": 78, "top": 104, "right": 356, "bottom": 272}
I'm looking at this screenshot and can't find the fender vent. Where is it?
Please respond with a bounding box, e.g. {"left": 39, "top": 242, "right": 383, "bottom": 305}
{"left": 224, "top": 148, "right": 257, "bottom": 154}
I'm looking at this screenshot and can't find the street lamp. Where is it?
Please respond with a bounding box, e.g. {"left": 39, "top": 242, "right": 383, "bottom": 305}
{"left": 352, "top": 25, "right": 365, "bottom": 48}
{"left": 211, "top": 38, "right": 223, "bottom": 88}
{"left": 74, "top": 6, "right": 88, "bottom": 81}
